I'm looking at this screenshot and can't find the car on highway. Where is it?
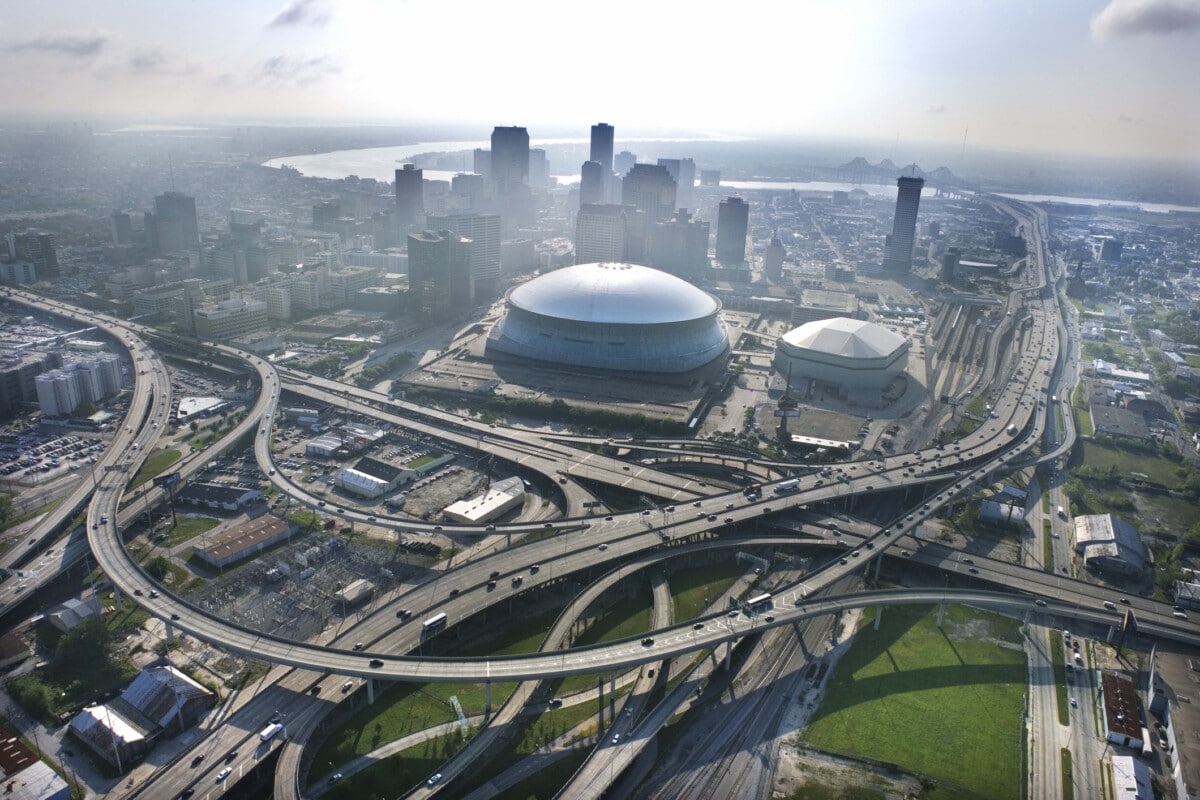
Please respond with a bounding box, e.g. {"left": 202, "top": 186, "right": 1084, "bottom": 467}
{"left": 968, "top": 567, "right": 979, "bottom": 574}
{"left": 611, "top": 734, "right": 620, "bottom": 744}
{"left": 311, "top": 685, "right": 322, "bottom": 695}
{"left": 217, "top": 767, "right": 232, "bottom": 781}
{"left": 329, "top": 773, "right": 343, "bottom": 784}
{"left": 693, "top": 622, "right": 704, "bottom": 630}
{"left": 396, "top": 609, "right": 411, "bottom": 619}
{"left": 171, "top": 613, "right": 180, "bottom": 621}
{"left": 369, "top": 658, "right": 384, "bottom": 668}
{"left": 191, "top": 755, "right": 204, "bottom": 767}
{"left": 1174, "top": 610, "right": 1188, "bottom": 620}
{"left": 598, "top": 544, "right": 608, "bottom": 551}
{"left": 427, "top": 773, "right": 443, "bottom": 786}
{"left": 641, "top": 637, "right": 654, "bottom": 646}
{"left": 225, "top": 749, "right": 238, "bottom": 762}
{"left": 1035, "top": 599, "right": 1048, "bottom": 607}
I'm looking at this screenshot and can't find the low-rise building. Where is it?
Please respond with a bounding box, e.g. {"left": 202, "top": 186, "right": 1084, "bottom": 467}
{"left": 443, "top": 476, "right": 525, "bottom": 524}
{"left": 1100, "top": 671, "right": 1144, "bottom": 749}
{"left": 178, "top": 483, "right": 263, "bottom": 511}
{"left": 0, "top": 721, "right": 72, "bottom": 800}
{"left": 1073, "top": 514, "right": 1148, "bottom": 577}
{"left": 193, "top": 515, "right": 296, "bottom": 570}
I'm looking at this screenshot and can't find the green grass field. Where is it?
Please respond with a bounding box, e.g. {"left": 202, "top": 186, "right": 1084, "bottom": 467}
{"left": 670, "top": 560, "right": 746, "bottom": 622}
{"left": 804, "top": 604, "right": 1026, "bottom": 800}
{"left": 165, "top": 514, "right": 219, "bottom": 546}
{"left": 129, "top": 448, "right": 182, "bottom": 488}
{"left": 1078, "top": 440, "right": 1183, "bottom": 488}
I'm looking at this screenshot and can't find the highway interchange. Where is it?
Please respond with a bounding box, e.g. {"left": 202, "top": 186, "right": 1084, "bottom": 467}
{"left": 1, "top": 195, "right": 1192, "bottom": 798}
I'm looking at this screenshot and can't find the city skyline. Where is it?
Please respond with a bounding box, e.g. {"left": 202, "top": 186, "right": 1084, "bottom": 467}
{"left": 2, "top": 0, "right": 1198, "bottom": 162}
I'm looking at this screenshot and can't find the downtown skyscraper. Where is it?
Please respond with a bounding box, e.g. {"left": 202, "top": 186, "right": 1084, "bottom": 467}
{"left": 883, "top": 176, "right": 925, "bottom": 273}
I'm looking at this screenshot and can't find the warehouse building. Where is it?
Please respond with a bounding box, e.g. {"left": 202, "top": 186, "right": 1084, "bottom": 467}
{"left": 443, "top": 476, "right": 526, "bottom": 524}
{"left": 178, "top": 483, "right": 263, "bottom": 511}
{"left": 1072, "top": 514, "right": 1148, "bottom": 577}
{"left": 193, "top": 515, "right": 296, "bottom": 570}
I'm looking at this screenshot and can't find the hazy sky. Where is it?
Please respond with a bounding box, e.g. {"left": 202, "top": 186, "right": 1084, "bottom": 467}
{"left": 4, "top": 0, "right": 1199, "bottom": 161}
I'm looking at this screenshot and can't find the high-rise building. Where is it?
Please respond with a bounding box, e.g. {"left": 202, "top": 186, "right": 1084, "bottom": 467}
{"left": 700, "top": 169, "right": 721, "bottom": 187}
{"left": 424, "top": 213, "right": 501, "bottom": 291}
{"left": 650, "top": 211, "right": 709, "bottom": 279}
{"left": 590, "top": 123, "right": 614, "bottom": 173}
{"left": 657, "top": 158, "right": 695, "bottom": 211}
{"left": 490, "top": 126, "right": 529, "bottom": 196}
{"left": 312, "top": 200, "right": 341, "bottom": 228}
{"left": 395, "top": 164, "right": 424, "bottom": 226}
{"left": 580, "top": 161, "right": 606, "bottom": 206}
{"left": 763, "top": 235, "right": 785, "bottom": 281}
{"left": 110, "top": 212, "right": 133, "bottom": 245}
{"left": 614, "top": 150, "right": 637, "bottom": 178}
{"left": 5, "top": 229, "right": 59, "bottom": 280}
{"left": 408, "top": 230, "right": 474, "bottom": 320}
{"left": 451, "top": 173, "right": 486, "bottom": 210}
{"left": 473, "top": 149, "right": 491, "bottom": 181}
{"left": 152, "top": 191, "right": 200, "bottom": 254}
{"left": 0, "top": 350, "right": 61, "bottom": 419}
{"left": 716, "top": 196, "right": 750, "bottom": 264}
{"left": 882, "top": 176, "right": 924, "bottom": 272}
{"left": 941, "top": 247, "right": 961, "bottom": 282}
{"left": 575, "top": 204, "right": 627, "bottom": 264}
{"left": 621, "top": 164, "right": 676, "bottom": 223}
{"left": 528, "top": 149, "right": 549, "bottom": 189}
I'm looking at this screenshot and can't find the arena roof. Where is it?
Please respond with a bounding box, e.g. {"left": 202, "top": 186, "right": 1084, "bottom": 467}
{"left": 780, "top": 317, "right": 906, "bottom": 360}
{"left": 507, "top": 263, "right": 719, "bottom": 325}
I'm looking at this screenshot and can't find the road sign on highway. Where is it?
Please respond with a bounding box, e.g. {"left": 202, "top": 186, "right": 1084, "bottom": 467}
{"left": 153, "top": 472, "right": 181, "bottom": 489}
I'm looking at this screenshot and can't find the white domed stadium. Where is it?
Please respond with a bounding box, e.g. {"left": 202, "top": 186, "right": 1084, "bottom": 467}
{"left": 773, "top": 317, "right": 909, "bottom": 406}
{"left": 488, "top": 263, "right": 728, "bottom": 373}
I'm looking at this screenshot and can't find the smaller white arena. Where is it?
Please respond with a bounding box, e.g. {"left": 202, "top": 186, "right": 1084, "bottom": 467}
{"left": 773, "top": 317, "right": 909, "bottom": 407}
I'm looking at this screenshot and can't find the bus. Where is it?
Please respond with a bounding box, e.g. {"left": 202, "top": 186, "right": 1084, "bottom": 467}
{"left": 422, "top": 612, "right": 448, "bottom": 639}
{"left": 259, "top": 722, "right": 284, "bottom": 742}
{"left": 746, "top": 593, "right": 773, "bottom": 615}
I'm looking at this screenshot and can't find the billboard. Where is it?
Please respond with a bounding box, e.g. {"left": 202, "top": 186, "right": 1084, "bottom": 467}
{"left": 153, "top": 472, "right": 181, "bottom": 489}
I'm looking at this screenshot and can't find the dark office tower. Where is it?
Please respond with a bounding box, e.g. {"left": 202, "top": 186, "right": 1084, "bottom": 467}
{"left": 408, "top": 229, "right": 474, "bottom": 320}
{"left": 657, "top": 158, "right": 695, "bottom": 211}
{"left": 941, "top": 247, "right": 961, "bottom": 282}
{"left": 5, "top": 229, "right": 59, "bottom": 280}
{"left": 614, "top": 150, "right": 637, "bottom": 178}
{"left": 110, "top": 212, "right": 132, "bottom": 245}
{"left": 153, "top": 191, "right": 200, "bottom": 254}
{"left": 490, "top": 126, "right": 529, "bottom": 196}
{"left": 580, "top": 161, "right": 606, "bottom": 206}
{"left": 395, "top": 164, "right": 424, "bottom": 226}
{"left": 575, "top": 204, "right": 627, "bottom": 264}
{"left": 528, "top": 149, "right": 549, "bottom": 189}
{"left": 716, "top": 196, "right": 750, "bottom": 264}
{"left": 700, "top": 169, "right": 721, "bottom": 187}
{"left": 424, "top": 213, "right": 501, "bottom": 292}
{"left": 763, "top": 235, "right": 785, "bottom": 281}
{"left": 650, "top": 211, "right": 709, "bottom": 280}
{"left": 590, "top": 123, "right": 614, "bottom": 173}
{"left": 882, "top": 176, "right": 924, "bottom": 272}
{"left": 621, "top": 164, "right": 676, "bottom": 223}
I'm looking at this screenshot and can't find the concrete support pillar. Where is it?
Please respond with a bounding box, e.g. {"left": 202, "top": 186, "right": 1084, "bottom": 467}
{"left": 1106, "top": 625, "right": 1116, "bottom": 643}
{"left": 227, "top": 650, "right": 239, "bottom": 685}
{"left": 874, "top": 606, "right": 883, "bottom": 631}
{"left": 113, "top": 585, "right": 123, "bottom": 609}
{"left": 936, "top": 602, "right": 946, "bottom": 628}
{"left": 724, "top": 639, "right": 733, "bottom": 670}
{"left": 609, "top": 672, "right": 615, "bottom": 718}
{"left": 165, "top": 622, "right": 174, "bottom": 645}
{"left": 873, "top": 557, "right": 883, "bottom": 580}
{"left": 485, "top": 681, "right": 492, "bottom": 722}
{"left": 367, "top": 679, "right": 375, "bottom": 704}
{"left": 597, "top": 675, "right": 604, "bottom": 728}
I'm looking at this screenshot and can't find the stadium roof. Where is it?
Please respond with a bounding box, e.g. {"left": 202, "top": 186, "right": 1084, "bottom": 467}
{"left": 780, "top": 317, "right": 906, "bottom": 360}
{"left": 507, "top": 263, "right": 719, "bottom": 325}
